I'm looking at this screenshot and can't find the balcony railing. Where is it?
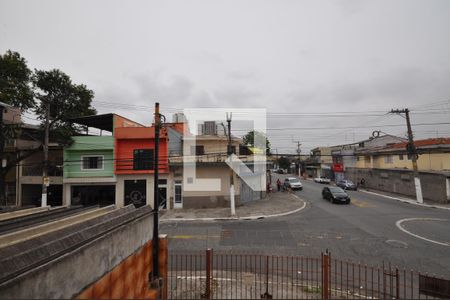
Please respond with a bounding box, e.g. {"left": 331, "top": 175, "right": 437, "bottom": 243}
{"left": 169, "top": 153, "right": 259, "bottom": 164}
{"left": 22, "top": 164, "right": 63, "bottom": 177}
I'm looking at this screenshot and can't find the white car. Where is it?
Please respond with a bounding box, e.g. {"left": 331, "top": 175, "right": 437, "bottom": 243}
{"left": 284, "top": 177, "right": 303, "bottom": 190}
{"left": 314, "top": 176, "right": 331, "bottom": 184}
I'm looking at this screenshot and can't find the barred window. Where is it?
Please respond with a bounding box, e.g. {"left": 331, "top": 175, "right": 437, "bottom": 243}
{"left": 133, "top": 149, "right": 154, "bottom": 170}
{"left": 82, "top": 156, "right": 103, "bottom": 170}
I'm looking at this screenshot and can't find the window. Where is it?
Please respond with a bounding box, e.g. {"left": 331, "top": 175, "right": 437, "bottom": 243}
{"left": 133, "top": 149, "right": 154, "bottom": 170}
{"left": 399, "top": 154, "right": 404, "bottom": 160}
{"left": 384, "top": 155, "right": 393, "bottom": 164}
{"left": 81, "top": 156, "right": 103, "bottom": 170}
{"left": 174, "top": 180, "right": 182, "bottom": 204}
{"left": 190, "top": 145, "right": 205, "bottom": 155}
{"left": 231, "top": 145, "right": 236, "bottom": 154}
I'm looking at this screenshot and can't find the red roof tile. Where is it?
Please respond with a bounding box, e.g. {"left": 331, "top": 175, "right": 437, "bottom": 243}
{"left": 390, "top": 138, "right": 450, "bottom": 149}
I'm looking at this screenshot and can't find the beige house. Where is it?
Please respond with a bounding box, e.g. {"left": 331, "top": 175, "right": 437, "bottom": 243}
{"left": 355, "top": 138, "right": 450, "bottom": 171}
{"left": 169, "top": 134, "right": 243, "bottom": 209}
{"left": 306, "top": 147, "right": 333, "bottom": 178}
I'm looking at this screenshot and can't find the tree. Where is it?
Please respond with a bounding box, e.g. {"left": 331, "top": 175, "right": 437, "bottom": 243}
{"left": 33, "top": 69, "right": 96, "bottom": 145}
{"left": 0, "top": 50, "right": 34, "bottom": 205}
{"left": 0, "top": 50, "right": 34, "bottom": 109}
{"left": 32, "top": 69, "right": 96, "bottom": 206}
{"left": 278, "top": 156, "right": 291, "bottom": 170}
{"left": 242, "top": 130, "right": 272, "bottom": 155}
{"left": 0, "top": 49, "right": 97, "bottom": 205}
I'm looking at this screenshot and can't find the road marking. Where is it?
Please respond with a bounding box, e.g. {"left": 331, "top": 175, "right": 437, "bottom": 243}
{"left": 351, "top": 198, "right": 375, "bottom": 208}
{"left": 396, "top": 218, "right": 450, "bottom": 247}
{"left": 360, "top": 190, "right": 450, "bottom": 210}
{"left": 170, "top": 235, "right": 221, "bottom": 240}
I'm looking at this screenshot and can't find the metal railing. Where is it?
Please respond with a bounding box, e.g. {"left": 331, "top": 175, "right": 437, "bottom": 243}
{"left": 168, "top": 249, "right": 449, "bottom": 299}
{"left": 21, "top": 164, "right": 63, "bottom": 177}
{"left": 169, "top": 153, "right": 256, "bottom": 164}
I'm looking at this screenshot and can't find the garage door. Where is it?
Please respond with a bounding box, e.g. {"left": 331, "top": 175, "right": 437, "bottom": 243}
{"left": 71, "top": 185, "right": 115, "bottom": 207}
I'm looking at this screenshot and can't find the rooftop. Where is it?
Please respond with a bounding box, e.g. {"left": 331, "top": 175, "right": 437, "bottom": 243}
{"left": 390, "top": 137, "right": 450, "bottom": 149}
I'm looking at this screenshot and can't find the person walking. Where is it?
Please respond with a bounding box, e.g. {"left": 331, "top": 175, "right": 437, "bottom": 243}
{"left": 276, "top": 178, "right": 282, "bottom": 192}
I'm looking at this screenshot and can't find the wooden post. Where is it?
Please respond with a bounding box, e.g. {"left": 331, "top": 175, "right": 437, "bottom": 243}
{"left": 201, "top": 248, "right": 213, "bottom": 299}
{"left": 158, "top": 234, "right": 168, "bottom": 300}
{"left": 322, "top": 252, "right": 330, "bottom": 300}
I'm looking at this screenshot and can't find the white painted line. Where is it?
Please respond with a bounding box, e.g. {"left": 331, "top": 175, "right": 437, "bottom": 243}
{"left": 360, "top": 190, "right": 450, "bottom": 211}
{"left": 395, "top": 218, "right": 450, "bottom": 247}
{"left": 161, "top": 194, "right": 307, "bottom": 222}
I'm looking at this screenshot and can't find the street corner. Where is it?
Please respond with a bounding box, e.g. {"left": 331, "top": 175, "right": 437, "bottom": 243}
{"left": 254, "top": 191, "right": 307, "bottom": 219}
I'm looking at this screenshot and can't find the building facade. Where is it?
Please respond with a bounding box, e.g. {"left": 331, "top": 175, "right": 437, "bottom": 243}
{"left": 62, "top": 114, "right": 145, "bottom": 208}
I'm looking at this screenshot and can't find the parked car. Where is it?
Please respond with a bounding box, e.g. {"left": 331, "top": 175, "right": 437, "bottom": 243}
{"left": 336, "top": 179, "right": 357, "bottom": 190}
{"left": 314, "top": 176, "right": 331, "bottom": 184}
{"left": 322, "top": 186, "right": 351, "bottom": 204}
{"left": 284, "top": 177, "right": 303, "bottom": 190}
{"left": 276, "top": 169, "right": 284, "bottom": 174}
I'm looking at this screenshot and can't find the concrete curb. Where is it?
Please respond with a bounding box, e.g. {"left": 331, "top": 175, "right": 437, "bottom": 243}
{"left": 160, "top": 194, "right": 307, "bottom": 223}
{"left": 360, "top": 189, "right": 450, "bottom": 211}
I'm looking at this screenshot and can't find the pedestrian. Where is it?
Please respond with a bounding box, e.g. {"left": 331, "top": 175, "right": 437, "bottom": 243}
{"left": 276, "top": 179, "right": 282, "bottom": 192}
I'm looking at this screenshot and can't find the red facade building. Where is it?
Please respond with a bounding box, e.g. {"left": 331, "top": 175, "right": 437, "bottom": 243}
{"left": 114, "top": 126, "right": 169, "bottom": 208}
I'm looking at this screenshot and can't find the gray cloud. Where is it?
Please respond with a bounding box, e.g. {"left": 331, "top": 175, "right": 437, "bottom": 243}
{"left": 2, "top": 0, "right": 450, "bottom": 152}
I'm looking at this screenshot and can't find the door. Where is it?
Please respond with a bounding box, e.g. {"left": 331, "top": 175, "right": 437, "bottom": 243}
{"left": 174, "top": 180, "right": 183, "bottom": 209}
{"left": 158, "top": 187, "right": 167, "bottom": 209}
{"left": 158, "top": 179, "right": 167, "bottom": 209}
{"left": 124, "top": 180, "right": 146, "bottom": 208}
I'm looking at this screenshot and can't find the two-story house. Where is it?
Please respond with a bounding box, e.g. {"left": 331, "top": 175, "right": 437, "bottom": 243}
{"left": 114, "top": 125, "right": 169, "bottom": 208}
{"left": 330, "top": 134, "right": 406, "bottom": 181}
{"left": 1, "top": 102, "right": 64, "bottom": 207}
{"left": 354, "top": 137, "right": 450, "bottom": 171}
{"left": 63, "top": 114, "right": 144, "bottom": 207}
{"left": 305, "top": 147, "right": 333, "bottom": 179}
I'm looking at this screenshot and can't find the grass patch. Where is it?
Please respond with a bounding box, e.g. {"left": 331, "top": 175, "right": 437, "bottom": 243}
{"left": 302, "top": 286, "right": 322, "bottom": 294}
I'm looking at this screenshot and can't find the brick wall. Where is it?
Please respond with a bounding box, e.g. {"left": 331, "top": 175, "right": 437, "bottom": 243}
{"left": 77, "top": 236, "right": 168, "bottom": 299}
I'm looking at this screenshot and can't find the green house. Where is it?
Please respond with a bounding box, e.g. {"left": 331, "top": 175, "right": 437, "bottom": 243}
{"left": 62, "top": 113, "right": 145, "bottom": 207}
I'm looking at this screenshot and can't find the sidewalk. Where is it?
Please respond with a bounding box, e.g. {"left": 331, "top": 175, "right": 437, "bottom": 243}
{"left": 160, "top": 192, "right": 306, "bottom": 222}
{"left": 359, "top": 188, "right": 450, "bottom": 210}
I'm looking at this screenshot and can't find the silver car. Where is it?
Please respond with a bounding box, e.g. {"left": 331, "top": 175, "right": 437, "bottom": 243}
{"left": 284, "top": 177, "right": 303, "bottom": 190}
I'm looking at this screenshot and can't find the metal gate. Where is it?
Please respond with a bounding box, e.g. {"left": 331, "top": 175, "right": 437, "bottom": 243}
{"left": 168, "top": 249, "right": 450, "bottom": 299}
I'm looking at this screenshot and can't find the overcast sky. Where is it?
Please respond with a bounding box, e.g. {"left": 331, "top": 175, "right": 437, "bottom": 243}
{"left": 1, "top": 0, "right": 450, "bottom": 153}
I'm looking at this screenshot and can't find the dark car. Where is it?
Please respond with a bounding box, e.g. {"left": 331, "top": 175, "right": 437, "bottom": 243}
{"left": 276, "top": 169, "right": 284, "bottom": 174}
{"left": 336, "top": 179, "right": 357, "bottom": 190}
{"left": 322, "top": 186, "right": 351, "bottom": 204}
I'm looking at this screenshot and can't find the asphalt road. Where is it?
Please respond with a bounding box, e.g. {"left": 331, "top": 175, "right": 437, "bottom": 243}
{"left": 161, "top": 175, "right": 450, "bottom": 277}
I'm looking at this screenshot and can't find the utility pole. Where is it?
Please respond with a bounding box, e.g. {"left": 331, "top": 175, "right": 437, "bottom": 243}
{"left": 390, "top": 108, "right": 423, "bottom": 203}
{"left": 41, "top": 101, "right": 50, "bottom": 207}
{"left": 275, "top": 148, "right": 279, "bottom": 169}
{"left": 0, "top": 104, "right": 5, "bottom": 206}
{"left": 293, "top": 141, "right": 301, "bottom": 177}
{"left": 152, "top": 102, "right": 161, "bottom": 282}
{"left": 226, "top": 112, "right": 236, "bottom": 217}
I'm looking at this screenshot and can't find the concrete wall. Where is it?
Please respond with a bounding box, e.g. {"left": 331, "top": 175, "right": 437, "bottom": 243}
{"left": 183, "top": 164, "right": 240, "bottom": 208}
{"left": 0, "top": 207, "right": 154, "bottom": 299}
{"left": 345, "top": 167, "right": 450, "bottom": 204}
